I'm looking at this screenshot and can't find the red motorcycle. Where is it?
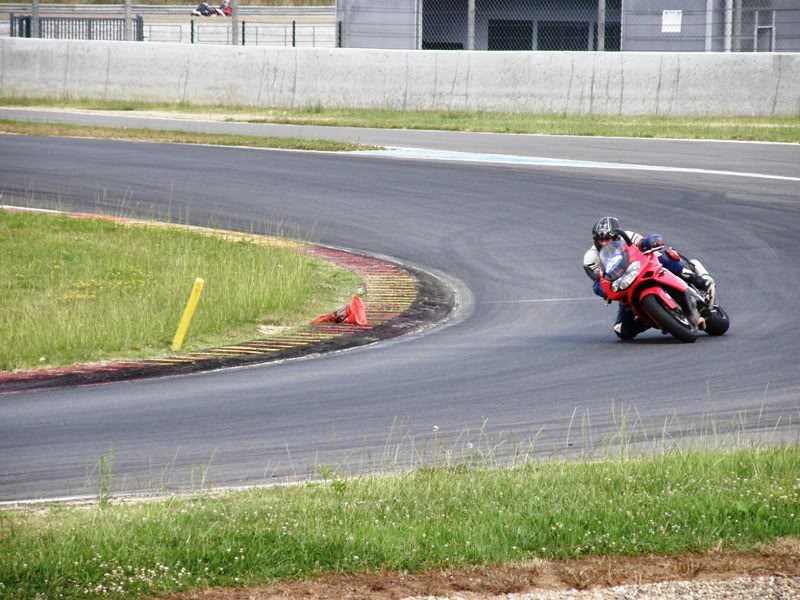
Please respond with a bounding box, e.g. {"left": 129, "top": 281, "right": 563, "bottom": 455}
{"left": 598, "top": 231, "right": 730, "bottom": 343}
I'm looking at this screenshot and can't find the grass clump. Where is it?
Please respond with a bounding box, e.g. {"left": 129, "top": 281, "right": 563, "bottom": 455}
{"left": 0, "top": 210, "right": 361, "bottom": 370}
{"left": 1, "top": 448, "right": 798, "bottom": 598}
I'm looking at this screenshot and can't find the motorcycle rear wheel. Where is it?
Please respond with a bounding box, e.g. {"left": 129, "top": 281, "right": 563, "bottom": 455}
{"left": 641, "top": 295, "right": 698, "bottom": 343}
{"left": 704, "top": 305, "right": 730, "bottom": 336}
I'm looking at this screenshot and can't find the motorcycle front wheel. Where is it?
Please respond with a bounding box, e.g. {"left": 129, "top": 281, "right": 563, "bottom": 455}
{"left": 641, "top": 295, "right": 698, "bottom": 343}
{"left": 704, "top": 305, "right": 730, "bottom": 336}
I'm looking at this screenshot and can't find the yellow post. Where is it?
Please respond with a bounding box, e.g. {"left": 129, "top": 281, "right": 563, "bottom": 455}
{"left": 172, "top": 278, "right": 205, "bottom": 352}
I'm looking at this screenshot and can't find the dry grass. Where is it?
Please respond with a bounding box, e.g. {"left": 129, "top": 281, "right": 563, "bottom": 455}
{"left": 0, "top": 120, "right": 378, "bottom": 152}
{"left": 159, "top": 541, "right": 800, "bottom": 599}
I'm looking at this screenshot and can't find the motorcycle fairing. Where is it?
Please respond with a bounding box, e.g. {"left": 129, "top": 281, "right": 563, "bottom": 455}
{"left": 638, "top": 285, "right": 679, "bottom": 310}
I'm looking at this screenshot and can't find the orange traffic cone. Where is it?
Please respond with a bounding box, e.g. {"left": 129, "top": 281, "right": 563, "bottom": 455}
{"left": 312, "top": 295, "right": 367, "bottom": 326}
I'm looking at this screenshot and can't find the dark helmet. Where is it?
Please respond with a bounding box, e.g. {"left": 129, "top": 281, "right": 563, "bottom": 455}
{"left": 641, "top": 233, "right": 666, "bottom": 254}
{"left": 592, "top": 216, "right": 621, "bottom": 248}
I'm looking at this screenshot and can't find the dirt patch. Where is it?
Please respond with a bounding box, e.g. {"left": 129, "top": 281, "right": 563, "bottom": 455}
{"left": 161, "top": 538, "right": 800, "bottom": 599}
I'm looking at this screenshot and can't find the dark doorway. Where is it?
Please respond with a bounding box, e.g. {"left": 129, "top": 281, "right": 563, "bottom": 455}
{"left": 488, "top": 19, "right": 533, "bottom": 51}
{"left": 593, "top": 22, "right": 621, "bottom": 51}
{"left": 422, "top": 41, "right": 464, "bottom": 50}
{"left": 537, "top": 21, "right": 589, "bottom": 51}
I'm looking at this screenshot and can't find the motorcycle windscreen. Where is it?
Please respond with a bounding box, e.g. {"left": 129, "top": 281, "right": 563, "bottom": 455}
{"left": 599, "top": 239, "right": 629, "bottom": 281}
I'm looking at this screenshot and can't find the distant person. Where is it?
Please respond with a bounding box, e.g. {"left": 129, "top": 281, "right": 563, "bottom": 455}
{"left": 191, "top": 0, "right": 231, "bottom": 17}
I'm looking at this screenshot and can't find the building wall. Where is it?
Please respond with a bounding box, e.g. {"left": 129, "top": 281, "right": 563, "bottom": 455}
{"left": 622, "top": 0, "right": 723, "bottom": 52}
{"left": 3, "top": 38, "right": 798, "bottom": 116}
{"left": 338, "top": 0, "right": 799, "bottom": 53}
{"left": 336, "top": 0, "right": 419, "bottom": 49}
{"left": 622, "top": 0, "right": 800, "bottom": 52}
{"left": 739, "top": 0, "right": 800, "bottom": 52}
{"left": 773, "top": 2, "right": 800, "bottom": 52}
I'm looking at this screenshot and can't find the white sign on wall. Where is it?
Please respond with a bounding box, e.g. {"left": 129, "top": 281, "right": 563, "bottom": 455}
{"left": 662, "top": 10, "right": 682, "bottom": 33}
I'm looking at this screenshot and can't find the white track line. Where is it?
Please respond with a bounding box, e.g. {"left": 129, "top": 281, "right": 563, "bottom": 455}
{"left": 354, "top": 147, "right": 800, "bottom": 183}
{"left": 482, "top": 297, "right": 596, "bottom": 304}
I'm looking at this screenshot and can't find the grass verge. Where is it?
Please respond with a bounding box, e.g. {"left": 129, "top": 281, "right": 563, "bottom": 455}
{"left": 2, "top": 98, "right": 799, "bottom": 142}
{"left": 0, "top": 448, "right": 798, "bottom": 598}
{"left": 0, "top": 209, "right": 361, "bottom": 371}
{"left": 0, "top": 119, "right": 379, "bottom": 152}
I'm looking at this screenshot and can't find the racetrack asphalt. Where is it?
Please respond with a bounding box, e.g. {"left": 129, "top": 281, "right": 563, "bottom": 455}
{"left": 1, "top": 115, "right": 799, "bottom": 502}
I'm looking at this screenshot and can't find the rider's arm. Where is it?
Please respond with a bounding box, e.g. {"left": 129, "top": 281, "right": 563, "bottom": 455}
{"left": 627, "top": 231, "right": 645, "bottom": 247}
{"left": 583, "top": 247, "right": 603, "bottom": 281}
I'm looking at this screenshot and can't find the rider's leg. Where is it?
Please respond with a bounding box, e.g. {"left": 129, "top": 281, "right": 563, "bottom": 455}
{"left": 658, "top": 251, "right": 715, "bottom": 293}
{"left": 686, "top": 259, "right": 715, "bottom": 292}
{"left": 613, "top": 305, "right": 648, "bottom": 340}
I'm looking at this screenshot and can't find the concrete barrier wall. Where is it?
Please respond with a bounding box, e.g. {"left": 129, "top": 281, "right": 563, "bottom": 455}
{"left": 2, "top": 38, "right": 799, "bottom": 116}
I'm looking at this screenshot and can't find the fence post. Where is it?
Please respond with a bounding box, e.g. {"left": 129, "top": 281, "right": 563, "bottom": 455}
{"left": 292, "top": 20, "right": 295, "bottom": 47}
{"left": 467, "top": 0, "right": 475, "bottom": 50}
{"left": 191, "top": 18, "right": 195, "bottom": 44}
{"left": 31, "top": 0, "right": 39, "bottom": 37}
{"left": 597, "top": 0, "right": 606, "bottom": 51}
{"left": 231, "top": 0, "right": 239, "bottom": 45}
{"left": 135, "top": 15, "right": 143, "bottom": 41}
{"left": 241, "top": 20, "right": 245, "bottom": 45}
{"left": 733, "top": 0, "right": 742, "bottom": 51}
{"left": 337, "top": 20, "right": 341, "bottom": 48}
{"left": 724, "top": 0, "right": 733, "bottom": 52}
{"left": 124, "top": 0, "right": 132, "bottom": 41}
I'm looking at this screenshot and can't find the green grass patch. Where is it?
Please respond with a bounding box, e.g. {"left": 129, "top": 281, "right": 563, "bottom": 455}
{"left": 243, "top": 108, "right": 800, "bottom": 143}
{"left": 0, "top": 119, "right": 379, "bottom": 152}
{"left": 2, "top": 98, "right": 799, "bottom": 142}
{"left": 1, "top": 448, "right": 798, "bottom": 598}
{"left": 0, "top": 210, "right": 361, "bottom": 371}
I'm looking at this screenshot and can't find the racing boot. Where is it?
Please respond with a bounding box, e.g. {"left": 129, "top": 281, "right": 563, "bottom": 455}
{"left": 684, "top": 259, "right": 716, "bottom": 307}
{"left": 686, "top": 259, "right": 714, "bottom": 288}
{"left": 684, "top": 288, "right": 705, "bottom": 330}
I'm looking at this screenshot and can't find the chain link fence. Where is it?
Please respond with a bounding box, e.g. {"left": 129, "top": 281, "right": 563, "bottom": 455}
{"left": 2, "top": 3, "right": 336, "bottom": 46}
{"left": 3, "top": 1, "right": 799, "bottom": 51}
{"left": 337, "top": 0, "right": 800, "bottom": 52}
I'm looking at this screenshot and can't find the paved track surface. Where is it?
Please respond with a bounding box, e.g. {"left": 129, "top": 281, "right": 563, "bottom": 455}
{"left": 1, "top": 120, "right": 799, "bottom": 501}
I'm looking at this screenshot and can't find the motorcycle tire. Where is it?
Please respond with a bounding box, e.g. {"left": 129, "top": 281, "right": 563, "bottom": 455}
{"left": 641, "top": 295, "right": 698, "bottom": 343}
{"left": 704, "top": 305, "right": 730, "bottom": 336}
